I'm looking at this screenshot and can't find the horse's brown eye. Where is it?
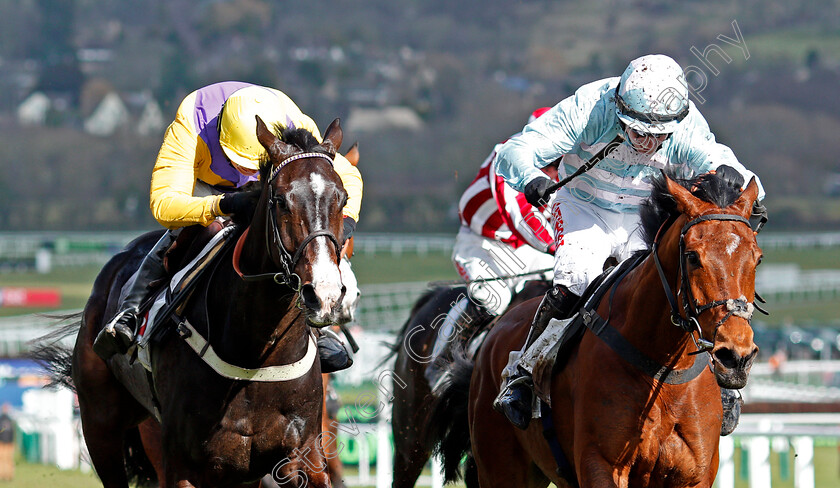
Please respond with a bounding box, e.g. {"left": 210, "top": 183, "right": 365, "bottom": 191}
{"left": 686, "top": 251, "right": 701, "bottom": 267}
{"left": 274, "top": 194, "right": 288, "bottom": 211}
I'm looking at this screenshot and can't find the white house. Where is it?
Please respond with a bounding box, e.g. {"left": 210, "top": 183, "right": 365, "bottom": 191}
{"left": 136, "top": 96, "right": 165, "bottom": 137}
{"left": 346, "top": 106, "right": 424, "bottom": 133}
{"left": 16, "top": 92, "right": 51, "bottom": 126}
{"left": 83, "top": 92, "right": 130, "bottom": 136}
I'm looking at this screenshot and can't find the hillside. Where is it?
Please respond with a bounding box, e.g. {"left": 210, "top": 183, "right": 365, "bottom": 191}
{"left": 1, "top": 0, "right": 839, "bottom": 232}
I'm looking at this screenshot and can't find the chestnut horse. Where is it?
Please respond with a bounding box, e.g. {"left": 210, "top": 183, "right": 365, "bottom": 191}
{"left": 56, "top": 117, "right": 350, "bottom": 487}
{"left": 429, "top": 170, "right": 762, "bottom": 487}
{"left": 389, "top": 280, "right": 550, "bottom": 488}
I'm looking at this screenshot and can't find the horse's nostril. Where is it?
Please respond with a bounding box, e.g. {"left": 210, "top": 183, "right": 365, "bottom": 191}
{"left": 742, "top": 347, "right": 759, "bottom": 368}
{"left": 714, "top": 348, "right": 737, "bottom": 369}
{"left": 300, "top": 284, "right": 320, "bottom": 310}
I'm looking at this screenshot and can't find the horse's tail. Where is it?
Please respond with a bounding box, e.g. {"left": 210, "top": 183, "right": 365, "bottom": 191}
{"left": 426, "top": 349, "right": 474, "bottom": 484}
{"left": 378, "top": 286, "right": 447, "bottom": 367}
{"left": 123, "top": 426, "right": 159, "bottom": 487}
{"left": 28, "top": 312, "right": 83, "bottom": 390}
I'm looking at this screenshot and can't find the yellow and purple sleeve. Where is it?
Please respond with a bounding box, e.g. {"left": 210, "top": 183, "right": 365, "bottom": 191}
{"left": 149, "top": 94, "right": 224, "bottom": 229}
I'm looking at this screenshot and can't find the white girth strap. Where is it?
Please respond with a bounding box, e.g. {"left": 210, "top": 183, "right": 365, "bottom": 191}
{"left": 179, "top": 319, "right": 317, "bottom": 382}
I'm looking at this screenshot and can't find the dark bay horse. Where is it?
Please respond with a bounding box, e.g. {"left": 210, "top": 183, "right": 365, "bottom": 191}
{"left": 389, "top": 280, "right": 550, "bottom": 488}
{"left": 430, "top": 171, "right": 762, "bottom": 488}
{"left": 56, "top": 117, "right": 350, "bottom": 487}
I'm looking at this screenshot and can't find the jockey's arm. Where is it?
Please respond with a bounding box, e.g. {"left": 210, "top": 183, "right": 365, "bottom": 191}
{"left": 332, "top": 153, "right": 362, "bottom": 222}
{"left": 495, "top": 82, "right": 601, "bottom": 193}
{"left": 672, "top": 109, "right": 766, "bottom": 201}
{"left": 706, "top": 144, "right": 765, "bottom": 201}
{"left": 150, "top": 108, "right": 225, "bottom": 230}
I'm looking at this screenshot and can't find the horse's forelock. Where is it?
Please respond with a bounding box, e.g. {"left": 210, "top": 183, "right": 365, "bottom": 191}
{"left": 257, "top": 125, "right": 331, "bottom": 182}
{"left": 640, "top": 167, "right": 745, "bottom": 248}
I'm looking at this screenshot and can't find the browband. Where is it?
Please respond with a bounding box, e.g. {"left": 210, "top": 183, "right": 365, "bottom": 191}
{"left": 269, "top": 152, "right": 334, "bottom": 182}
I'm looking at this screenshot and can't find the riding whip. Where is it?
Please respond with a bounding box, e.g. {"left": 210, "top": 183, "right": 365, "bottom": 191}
{"left": 543, "top": 132, "right": 625, "bottom": 197}
{"left": 428, "top": 268, "right": 553, "bottom": 288}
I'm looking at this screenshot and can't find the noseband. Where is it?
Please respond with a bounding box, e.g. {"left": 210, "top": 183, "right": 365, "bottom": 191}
{"left": 652, "top": 213, "right": 756, "bottom": 353}
{"left": 233, "top": 152, "right": 342, "bottom": 288}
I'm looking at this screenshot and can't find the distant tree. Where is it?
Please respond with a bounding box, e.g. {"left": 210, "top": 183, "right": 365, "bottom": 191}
{"left": 35, "top": 0, "right": 84, "bottom": 105}
{"left": 0, "top": 3, "right": 40, "bottom": 59}
{"left": 806, "top": 49, "right": 821, "bottom": 70}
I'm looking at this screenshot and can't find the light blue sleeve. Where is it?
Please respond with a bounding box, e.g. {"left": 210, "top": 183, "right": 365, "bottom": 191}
{"left": 670, "top": 104, "right": 766, "bottom": 201}
{"left": 707, "top": 144, "right": 766, "bottom": 200}
{"left": 495, "top": 78, "right": 615, "bottom": 192}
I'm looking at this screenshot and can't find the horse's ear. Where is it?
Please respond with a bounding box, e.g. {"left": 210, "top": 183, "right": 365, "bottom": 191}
{"left": 255, "top": 115, "right": 296, "bottom": 162}
{"left": 345, "top": 141, "right": 360, "bottom": 166}
{"left": 320, "top": 118, "right": 343, "bottom": 157}
{"left": 665, "top": 175, "right": 704, "bottom": 217}
{"left": 728, "top": 177, "right": 760, "bottom": 219}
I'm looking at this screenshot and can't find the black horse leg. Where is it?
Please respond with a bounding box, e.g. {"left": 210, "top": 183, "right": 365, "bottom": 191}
{"left": 393, "top": 448, "right": 429, "bottom": 488}
{"left": 76, "top": 383, "right": 136, "bottom": 487}
{"left": 75, "top": 312, "right": 150, "bottom": 488}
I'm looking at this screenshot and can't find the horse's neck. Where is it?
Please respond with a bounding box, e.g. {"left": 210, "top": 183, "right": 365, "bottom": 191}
{"left": 203, "top": 230, "right": 310, "bottom": 369}
{"left": 612, "top": 242, "right": 697, "bottom": 370}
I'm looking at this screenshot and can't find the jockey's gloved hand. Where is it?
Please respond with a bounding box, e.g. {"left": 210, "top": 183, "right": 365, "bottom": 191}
{"left": 220, "top": 190, "right": 261, "bottom": 218}
{"left": 524, "top": 177, "right": 554, "bottom": 208}
{"left": 712, "top": 165, "right": 745, "bottom": 192}
{"left": 750, "top": 200, "right": 768, "bottom": 233}
{"left": 342, "top": 216, "right": 356, "bottom": 243}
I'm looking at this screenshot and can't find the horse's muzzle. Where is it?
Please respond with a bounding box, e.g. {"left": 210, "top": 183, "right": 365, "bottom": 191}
{"left": 712, "top": 344, "right": 758, "bottom": 389}
{"left": 300, "top": 282, "right": 345, "bottom": 327}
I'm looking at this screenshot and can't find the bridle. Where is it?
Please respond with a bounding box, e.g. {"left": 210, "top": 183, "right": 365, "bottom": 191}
{"left": 651, "top": 213, "right": 758, "bottom": 353}
{"left": 233, "top": 151, "right": 342, "bottom": 289}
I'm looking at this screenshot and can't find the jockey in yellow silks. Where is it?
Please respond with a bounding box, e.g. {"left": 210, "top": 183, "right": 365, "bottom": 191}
{"left": 94, "top": 82, "right": 362, "bottom": 371}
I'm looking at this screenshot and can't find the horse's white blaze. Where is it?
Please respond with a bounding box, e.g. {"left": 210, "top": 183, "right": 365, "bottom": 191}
{"left": 306, "top": 172, "right": 342, "bottom": 322}
{"left": 309, "top": 174, "right": 327, "bottom": 211}
{"left": 725, "top": 233, "right": 740, "bottom": 256}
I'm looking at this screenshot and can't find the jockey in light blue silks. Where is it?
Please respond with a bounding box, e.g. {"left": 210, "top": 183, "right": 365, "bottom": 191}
{"left": 492, "top": 54, "right": 767, "bottom": 430}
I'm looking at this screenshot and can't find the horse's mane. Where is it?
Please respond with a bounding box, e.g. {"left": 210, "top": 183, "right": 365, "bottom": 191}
{"left": 638, "top": 165, "right": 745, "bottom": 248}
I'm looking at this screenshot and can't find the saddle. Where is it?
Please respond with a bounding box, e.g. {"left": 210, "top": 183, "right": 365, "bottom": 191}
{"left": 163, "top": 220, "right": 230, "bottom": 276}
{"left": 134, "top": 220, "right": 238, "bottom": 354}
{"left": 530, "top": 253, "right": 647, "bottom": 405}
{"left": 530, "top": 251, "right": 713, "bottom": 406}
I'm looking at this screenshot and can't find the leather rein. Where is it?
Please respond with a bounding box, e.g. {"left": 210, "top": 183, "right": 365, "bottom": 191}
{"left": 651, "top": 212, "right": 762, "bottom": 354}
{"left": 232, "top": 152, "right": 342, "bottom": 289}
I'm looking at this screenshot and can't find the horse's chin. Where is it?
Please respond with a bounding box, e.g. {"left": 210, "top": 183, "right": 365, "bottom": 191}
{"left": 305, "top": 311, "right": 337, "bottom": 329}
{"left": 714, "top": 365, "right": 750, "bottom": 390}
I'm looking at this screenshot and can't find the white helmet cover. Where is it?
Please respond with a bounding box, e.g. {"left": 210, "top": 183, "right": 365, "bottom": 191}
{"left": 616, "top": 54, "right": 689, "bottom": 134}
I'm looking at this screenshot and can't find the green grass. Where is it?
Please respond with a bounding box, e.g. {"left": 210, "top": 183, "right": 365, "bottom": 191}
{"left": 350, "top": 252, "right": 458, "bottom": 285}
{"left": 7, "top": 460, "right": 100, "bottom": 488}
{"left": 761, "top": 301, "right": 840, "bottom": 327}
{"left": 743, "top": 29, "right": 840, "bottom": 66}
{"left": 762, "top": 246, "right": 840, "bottom": 271}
